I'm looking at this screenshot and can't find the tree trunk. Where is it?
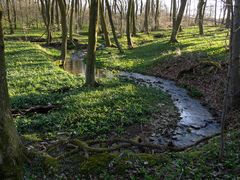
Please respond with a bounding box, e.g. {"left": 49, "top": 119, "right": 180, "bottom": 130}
{"left": 106, "top": 0, "right": 124, "bottom": 53}
{"left": 55, "top": 0, "right": 60, "bottom": 30}
{"left": 170, "top": 0, "right": 187, "bottom": 43}
{"left": 198, "top": 0, "right": 206, "bottom": 35}
{"left": 126, "top": 0, "right": 133, "bottom": 49}
{"left": 69, "top": 0, "right": 75, "bottom": 41}
{"left": 0, "top": 4, "right": 23, "bottom": 178}
{"left": 220, "top": 0, "right": 237, "bottom": 158}
{"left": 227, "top": 0, "right": 240, "bottom": 107}
{"left": 12, "top": 0, "right": 17, "bottom": 29}
{"left": 155, "top": 0, "right": 160, "bottom": 30}
{"left": 51, "top": 0, "right": 55, "bottom": 26}
{"left": 85, "top": 0, "right": 99, "bottom": 87}
{"left": 131, "top": 0, "right": 137, "bottom": 36}
{"left": 40, "top": 0, "right": 52, "bottom": 44}
{"left": 58, "top": 0, "right": 68, "bottom": 63}
{"left": 225, "top": 0, "right": 232, "bottom": 28}
{"left": 45, "top": 0, "right": 52, "bottom": 44}
{"left": 6, "top": 0, "right": 14, "bottom": 34}
{"left": 144, "top": 0, "right": 150, "bottom": 33}
{"left": 214, "top": 0, "right": 217, "bottom": 26}
{"left": 99, "top": 0, "right": 111, "bottom": 47}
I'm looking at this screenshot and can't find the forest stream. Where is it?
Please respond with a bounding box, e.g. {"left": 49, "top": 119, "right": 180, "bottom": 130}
{"left": 64, "top": 51, "right": 220, "bottom": 148}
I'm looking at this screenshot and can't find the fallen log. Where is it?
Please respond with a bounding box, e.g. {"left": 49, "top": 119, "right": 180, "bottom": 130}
{"left": 12, "top": 104, "right": 61, "bottom": 116}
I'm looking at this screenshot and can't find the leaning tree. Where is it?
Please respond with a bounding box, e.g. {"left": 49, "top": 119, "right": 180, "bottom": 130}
{"left": 170, "top": 0, "right": 187, "bottom": 43}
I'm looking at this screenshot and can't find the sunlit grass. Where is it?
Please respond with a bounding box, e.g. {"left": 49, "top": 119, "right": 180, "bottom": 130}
{"left": 97, "top": 26, "right": 228, "bottom": 73}
{"left": 6, "top": 41, "right": 174, "bottom": 138}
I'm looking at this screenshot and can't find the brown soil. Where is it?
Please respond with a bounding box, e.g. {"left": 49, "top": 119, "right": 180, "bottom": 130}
{"left": 147, "top": 54, "right": 239, "bottom": 129}
{"left": 116, "top": 104, "right": 180, "bottom": 143}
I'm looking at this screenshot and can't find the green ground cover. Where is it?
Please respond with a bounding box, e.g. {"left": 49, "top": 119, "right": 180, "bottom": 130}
{"left": 6, "top": 41, "right": 174, "bottom": 139}
{"left": 5, "top": 27, "right": 239, "bottom": 179}
{"left": 97, "top": 27, "right": 228, "bottom": 73}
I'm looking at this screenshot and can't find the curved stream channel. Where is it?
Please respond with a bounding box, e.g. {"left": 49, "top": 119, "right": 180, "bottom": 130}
{"left": 64, "top": 52, "right": 220, "bottom": 148}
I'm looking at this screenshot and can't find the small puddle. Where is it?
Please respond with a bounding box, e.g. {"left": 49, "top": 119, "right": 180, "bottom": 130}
{"left": 63, "top": 51, "right": 220, "bottom": 149}
{"left": 120, "top": 72, "right": 220, "bottom": 148}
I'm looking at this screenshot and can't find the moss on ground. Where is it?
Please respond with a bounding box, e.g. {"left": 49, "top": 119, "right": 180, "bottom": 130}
{"left": 25, "top": 131, "right": 240, "bottom": 179}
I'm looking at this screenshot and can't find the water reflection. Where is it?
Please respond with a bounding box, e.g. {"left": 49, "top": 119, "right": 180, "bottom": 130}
{"left": 120, "top": 72, "right": 220, "bottom": 148}
{"left": 64, "top": 51, "right": 113, "bottom": 78}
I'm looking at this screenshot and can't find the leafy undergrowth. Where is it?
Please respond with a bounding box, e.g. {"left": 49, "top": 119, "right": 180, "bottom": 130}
{"left": 6, "top": 41, "right": 176, "bottom": 139}
{"left": 25, "top": 131, "right": 240, "bottom": 179}
{"left": 96, "top": 27, "right": 228, "bottom": 72}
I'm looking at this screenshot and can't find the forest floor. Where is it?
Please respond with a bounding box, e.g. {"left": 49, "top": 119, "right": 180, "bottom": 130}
{"left": 5, "top": 26, "right": 240, "bottom": 179}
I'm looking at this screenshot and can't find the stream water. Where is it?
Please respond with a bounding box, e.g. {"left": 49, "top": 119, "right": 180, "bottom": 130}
{"left": 64, "top": 51, "right": 113, "bottom": 78}
{"left": 64, "top": 51, "right": 220, "bottom": 148}
{"left": 119, "top": 72, "right": 220, "bottom": 148}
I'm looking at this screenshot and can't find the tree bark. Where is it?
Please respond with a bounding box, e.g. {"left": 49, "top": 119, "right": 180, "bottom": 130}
{"left": 0, "top": 4, "right": 23, "bottom": 179}
{"left": 131, "top": 0, "right": 137, "bottom": 36}
{"left": 6, "top": 0, "right": 14, "bottom": 34}
{"left": 225, "top": 0, "right": 232, "bottom": 28}
{"left": 106, "top": 0, "right": 124, "bottom": 53}
{"left": 170, "top": 0, "right": 187, "bottom": 43}
{"left": 99, "top": 0, "right": 111, "bottom": 47}
{"left": 12, "top": 0, "right": 17, "bottom": 29}
{"left": 69, "top": 0, "right": 75, "bottom": 41}
{"left": 85, "top": 0, "right": 99, "bottom": 87}
{"left": 155, "top": 0, "right": 160, "bottom": 30}
{"left": 197, "top": 0, "right": 206, "bottom": 35}
{"left": 126, "top": 0, "right": 133, "bottom": 49}
{"left": 144, "top": 0, "right": 150, "bottom": 33}
{"left": 58, "top": 0, "right": 68, "bottom": 63}
{"left": 45, "top": 0, "right": 52, "bottom": 44}
{"left": 227, "top": 0, "right": 240, "bottom": 107}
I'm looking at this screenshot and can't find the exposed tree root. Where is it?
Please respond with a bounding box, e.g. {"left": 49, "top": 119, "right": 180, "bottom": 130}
{"left": 12, "top": 104, "right": 61, "bottom": 116}
{"left": 23, "top": 133, "right": 221, "bottom": 165}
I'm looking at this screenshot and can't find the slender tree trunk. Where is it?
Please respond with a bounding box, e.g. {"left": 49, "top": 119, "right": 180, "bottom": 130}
{"left": 126, "top": 0, "right": 133, "bottom": 49}
{"left": 69, "top": 0, "right": 75, "bottom": 41}
{"left": 144, "top": 0, "right": 150, "bottom": 33}
{"left": 214, "top": 0, "right": 217, "bottom": 26}
{"left": 58, "top": 0, "right": 68, "bottom": 63}
{"left": 225, "top": 0, "right": 232, "bottom": 28}
{"left": 170, "top": 0, "right": 187, "bottom": 43}
{"left": 222, "top": 5, "right": 227, "bottom": 25}
{"left": 99, "top": 0, "right": 111, "bottom": 47}
{"left": 155, "top": 0, "right": 160, "bottom": 30}
{"left": 0, "top": 4, "right": 23, "bottom": 178}
{"left": 198, "top": 0, "right": 206, "bottom": 35}
{"left": 131, "top": 0, "right": 137, "bottom": 36}
{"left": 46, "top": 0, "right": 52, "bottom": 44}
{"left": 51, "top": 0, "right": 55, "bottom": 26}
{"left": 74, "top": 0, "right": 79, "bottom": 31}
{"left": 12, "top": 0, "right": 17, "bottom": 29}
{"left": 85, "top": 0, "right": 99, "bottom": 87}
{"left": 55, "top": 0, "right": 60, "bottom": 30}
{"left": 6, "top": 0, "right": 14, "bottom": 34}
{"left": 140, "top": 0, "right": 143, "bottom": 15}
{"left": 170, "top": 0, "right": 173, "bottom": 21}
{"left": 41, "top": 0, "right": 52, "bottom": 44}
{"left": 106, "top": 0, "right": 124, "bottom": 53}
